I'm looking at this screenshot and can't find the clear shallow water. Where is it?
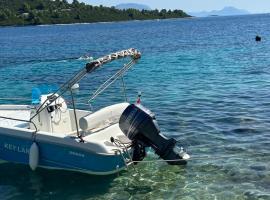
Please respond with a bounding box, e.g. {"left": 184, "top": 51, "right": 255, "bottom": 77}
{"left": 1, "top": 14, "right": 270, "bottom": 200}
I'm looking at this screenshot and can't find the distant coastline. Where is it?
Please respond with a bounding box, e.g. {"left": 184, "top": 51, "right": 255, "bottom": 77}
{"left": 0, "top": 17, "right": 194, "bottom": 29}
{"left": 34, "top": 17, "right": 192, "bottom": 27}
{"left": 188, "top": 6, "right": 250, "bottom": 17}
{"left": 0, "top": 0, "right": 190, "bottom": 27}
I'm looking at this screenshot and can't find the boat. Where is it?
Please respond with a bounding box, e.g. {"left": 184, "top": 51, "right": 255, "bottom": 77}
{"left": 0, "top": 48, "right": 190, "bottom": 175}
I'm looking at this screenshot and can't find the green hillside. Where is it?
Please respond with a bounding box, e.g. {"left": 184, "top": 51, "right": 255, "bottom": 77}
{"left": 0, "top": 0, "right": 190, "bottom": 26}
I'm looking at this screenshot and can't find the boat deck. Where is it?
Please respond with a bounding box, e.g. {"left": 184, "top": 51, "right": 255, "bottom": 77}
{"left": 0, "top": 105, "right": 31, "bottom": 128}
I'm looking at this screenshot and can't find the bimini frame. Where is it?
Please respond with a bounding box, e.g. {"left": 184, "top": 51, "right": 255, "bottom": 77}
{"left": 29, "top": 48, "right": 141, "bottom": 140}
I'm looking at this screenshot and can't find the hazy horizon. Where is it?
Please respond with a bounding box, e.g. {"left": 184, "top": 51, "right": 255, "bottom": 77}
{"left": 80, "top": 0, "right": 270, "bottom": 14}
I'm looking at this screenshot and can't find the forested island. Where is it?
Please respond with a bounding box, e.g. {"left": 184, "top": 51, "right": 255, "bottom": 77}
{"left": 0, "top": 0, "right": 190, "bottom": 26}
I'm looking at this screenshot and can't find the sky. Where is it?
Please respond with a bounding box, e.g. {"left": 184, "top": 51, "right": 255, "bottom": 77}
{"left": 81, "top": 0, "right": 270, "bottom": 14}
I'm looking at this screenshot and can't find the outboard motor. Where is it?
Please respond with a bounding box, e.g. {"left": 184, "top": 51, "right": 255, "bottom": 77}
{"left": 119, "top": 104, "right": 189, "bottom": 165}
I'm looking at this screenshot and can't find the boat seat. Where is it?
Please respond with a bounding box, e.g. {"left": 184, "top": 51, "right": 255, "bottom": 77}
{"left": 79, "top": 103, "right": 129, "bottom": 132}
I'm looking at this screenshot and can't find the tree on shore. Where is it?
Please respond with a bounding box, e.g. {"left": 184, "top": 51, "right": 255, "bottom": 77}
{"left": 0, "top": 0, "right": 190, "bottom": 26}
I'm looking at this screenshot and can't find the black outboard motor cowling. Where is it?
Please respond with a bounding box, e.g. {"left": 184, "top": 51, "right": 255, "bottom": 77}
{"left": 119, "top": 104, "right": 187, "bottom": 165}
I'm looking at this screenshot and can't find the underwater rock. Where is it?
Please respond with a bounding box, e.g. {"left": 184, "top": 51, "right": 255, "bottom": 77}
{"left": 249, "top": 165, "right": 266, "bottom": 171}
{"left": 109, "top": 191, "right": 131, "bottom": 200}
{"left": 244, "top": 190, "right": 270, "bottom": 199}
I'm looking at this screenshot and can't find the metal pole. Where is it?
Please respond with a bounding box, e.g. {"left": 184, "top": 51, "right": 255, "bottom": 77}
{"left": 121, "top": 76, "right": 128, "bottom": 102}
{"left": 70, "top": 89, "right": 82, "bottom": 142}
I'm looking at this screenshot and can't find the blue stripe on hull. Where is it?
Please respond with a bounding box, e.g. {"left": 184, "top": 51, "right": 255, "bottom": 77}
{"left": 0, "top": 134, "right": 126, "bottom": 174}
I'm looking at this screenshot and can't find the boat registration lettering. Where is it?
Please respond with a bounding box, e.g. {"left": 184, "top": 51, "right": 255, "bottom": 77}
{"left": 69, "top": 151, "right": 85, "bottom": 158}
{"left": 4, "top": 143, "right": 29, "bottom": 154}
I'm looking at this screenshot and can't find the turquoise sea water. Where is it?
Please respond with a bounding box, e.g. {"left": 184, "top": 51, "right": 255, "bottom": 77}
{"left": 1, "top": 14, "right": 270, "bottom": 199}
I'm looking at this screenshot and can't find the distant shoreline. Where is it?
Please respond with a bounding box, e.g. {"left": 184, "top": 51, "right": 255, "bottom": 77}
{"left": 0, "top": 0, "right": 190, "bottom": 27}
{"left": 0, "top": 17, "right": 193, "bottom": 28}
{"left": 1, "top": 13, "right": 268, "bottom": 28}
